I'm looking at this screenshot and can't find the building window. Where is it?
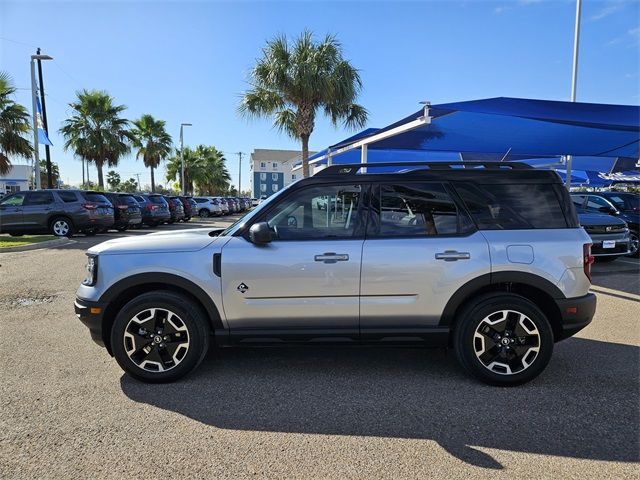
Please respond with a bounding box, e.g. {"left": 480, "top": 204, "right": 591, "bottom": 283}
{"left": 272, "top": 184, "right": 279, "bottom": 192}
{"left": 272, "top": 173, "right": 278, "bottom": 181}
{"left": 260, "top": 173, "right": 266, "bottom": 181}
{"left": 272, "top": 162, "right": 278, "bottom": 169}
{"left": 261, "top": 184, "right": 267, "bottom": 192}
{"left": 6, "top": 185, "right": 20, "bottom": 193}
{"left": 260, "top": 162, "right": 266, "bottom": 168}
{"left": 291, "top": 174, "right": 296, "bottom": 180}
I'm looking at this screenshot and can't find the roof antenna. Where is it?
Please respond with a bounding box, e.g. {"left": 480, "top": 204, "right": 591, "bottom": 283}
{"left": 500, "top": 147, "right": 512, "bottom": 162}
{"left": 419, "top": 100, "right": 431, "bottom": 119}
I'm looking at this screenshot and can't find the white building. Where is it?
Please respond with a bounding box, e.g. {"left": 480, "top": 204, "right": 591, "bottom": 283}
{"left": 0, "top": 164, "right": 30, "bottom": 195}
{"left": 249, "top": 149, "right": 314, "bottom": 198}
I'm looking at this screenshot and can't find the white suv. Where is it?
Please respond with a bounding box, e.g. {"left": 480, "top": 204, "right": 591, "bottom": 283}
{"left": 75, "top": 162, "right": 596, "bottom": 386}
{"left": 193, "top": 197, "right": 222, "bottom": 217}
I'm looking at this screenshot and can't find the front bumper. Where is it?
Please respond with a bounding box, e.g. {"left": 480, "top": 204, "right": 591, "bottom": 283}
{"left": 74, "top": 297, "right": 107, "bottom": 348}
{"left": 555, "top": 293, "right": 597, "bottom": 341}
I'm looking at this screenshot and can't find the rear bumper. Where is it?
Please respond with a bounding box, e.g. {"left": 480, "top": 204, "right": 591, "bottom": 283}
{"left": 555, "top": 293, "right": 597, "bottom": 341}
{"left": 74, "top": 297, "right": 107, "bottom": 348}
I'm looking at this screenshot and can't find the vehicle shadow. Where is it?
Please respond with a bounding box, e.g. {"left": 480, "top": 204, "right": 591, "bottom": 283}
{"left": 120, "top": 338, "right": 639, "bottom": 469}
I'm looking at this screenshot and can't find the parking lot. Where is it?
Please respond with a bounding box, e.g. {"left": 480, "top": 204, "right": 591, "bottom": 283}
{"left": 0, "top": 219, "right": 638, "bottom": 479}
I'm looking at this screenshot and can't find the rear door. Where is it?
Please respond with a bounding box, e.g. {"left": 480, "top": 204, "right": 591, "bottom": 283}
{"left": 360, "top": 182, "right": 491, "bottom": 342}
{"left": 220, "top": 183, "right": 367, "bottom": 342}
{"left": 22, "top": 191, "right": 56, "bottom": 230}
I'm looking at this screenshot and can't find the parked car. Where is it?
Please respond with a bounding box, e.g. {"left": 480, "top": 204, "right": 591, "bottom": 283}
{"left": 216, "top": 197, "right": 230, "bottom": 215}
{"left": 76, "top": 161, "right": 596, "bottom": 386}
{"left": 166, "top": 196, "right": 186, "bottom": 223}
{"left": 193, "top": 197, "right": 222, "bottom": 217}
{"left": 571, "top": 192, "right": 639, "bottom": 257}
{"left": 0, "top": 189, "right": 114, "bottom": 237}
{"left": 178, "top": 196, "right": 196, "bottom": 221}
{"left": 251, "top": 198, "right": 261, "bottom": 207}
{"left": 133, "top": 193, "right": 171, "bottom": 227}
{"left": 576, "top": 207, "right": 630, "bottom": 262}
{"left": 103, "top": 192, "right": 143, "bottom": 231}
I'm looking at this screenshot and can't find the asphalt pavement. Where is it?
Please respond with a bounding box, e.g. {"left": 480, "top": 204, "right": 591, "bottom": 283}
{"left": 0, "top": 219, "right": 638, "bottom": 479}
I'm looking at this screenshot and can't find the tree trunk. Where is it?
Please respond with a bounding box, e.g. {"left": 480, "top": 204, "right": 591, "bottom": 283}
{"left": 96, "top": 161, "right": 104, "bottom": 189}
{"left": 150, "top": 166, "right": 155, "bottom": 193}
{"left": 301, "top": 134, "right": 310, "bottom": 178}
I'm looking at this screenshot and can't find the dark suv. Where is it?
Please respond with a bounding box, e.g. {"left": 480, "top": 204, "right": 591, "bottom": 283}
{"left": 103, "top": 193, "right": 143, "bottom": 231}
{"left": 166, "top": 196, "right": 186, "bottom": 223}
{"left": 571, "top": 192, "right": 639, "bottom": 256}
{"left": 0, "top": 189, "right": 114, "bottom": 237}
{"left": 132, "top": 194, "right": 171, "bottom": 227}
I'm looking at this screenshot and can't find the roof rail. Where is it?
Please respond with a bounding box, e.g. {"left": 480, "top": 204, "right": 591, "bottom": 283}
{"left": 313, "top": 161, "right": 533, "bottom": 176}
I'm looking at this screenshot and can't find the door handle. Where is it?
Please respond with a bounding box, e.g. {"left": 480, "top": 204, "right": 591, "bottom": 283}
{"left": 435, "top": 251, "right": 471, "bottom": 261}
{"left": 314, "top": 252, "right": 349, "bottom": 264}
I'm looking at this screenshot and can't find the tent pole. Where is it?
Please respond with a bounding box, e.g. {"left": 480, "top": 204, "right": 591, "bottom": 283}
{"left": 361, "top": 144, "right": 368, "bottom": 173}
{"left": 566, "top": 0, "right": 582, "bottom": 190}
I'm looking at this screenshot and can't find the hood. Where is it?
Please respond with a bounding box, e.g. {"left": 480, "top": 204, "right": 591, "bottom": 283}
{"left": 578, "top": 213, "right": 627, "bottom": 227}
{"left": 88, "top": 228, "right": 224, "bottom": 255}
{"left": 617, "top": 211, "right": 640, "bottom": 225}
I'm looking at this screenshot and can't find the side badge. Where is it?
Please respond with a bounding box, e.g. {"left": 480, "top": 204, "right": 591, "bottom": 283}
{"left": 237, "top": 283, "right": 249, "bottom": 293}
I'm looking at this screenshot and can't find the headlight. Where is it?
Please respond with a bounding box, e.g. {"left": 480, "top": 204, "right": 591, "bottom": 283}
{"left": 82, "top": 254, "right": 98, "bottom": 286}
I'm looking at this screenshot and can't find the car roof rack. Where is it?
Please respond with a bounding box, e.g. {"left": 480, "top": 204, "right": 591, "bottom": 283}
{"left": 313, "top": 161, "right": 533, "bottom": 176}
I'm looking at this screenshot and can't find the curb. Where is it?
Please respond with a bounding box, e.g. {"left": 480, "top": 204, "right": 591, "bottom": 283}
{"left": 0, "top": 237, "right": 74, "bottom": 253}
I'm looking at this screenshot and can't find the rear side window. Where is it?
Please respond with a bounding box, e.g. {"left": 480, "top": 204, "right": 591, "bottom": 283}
{"left": 25, "top": 191, "right": 54, "bottom": 205}
{"left": 194, "top": 198, "right": 207, "bottom": 203}
{"left": 82, "top": 192, "right": 111, "bottom": 204}
{"left": 119, "top": 195, "right": 138, "bottom": 205}
{"left": 58, "top": 191, "right": 79, "bottom": 203}
{"left": 454, "top": 183, "right": 568, "bottom": 229}
{"left": 369, "top": 183, "right": 473, "bottom": 237}
{"left": 132, "top": 195, "right": 145, "bottom": 202}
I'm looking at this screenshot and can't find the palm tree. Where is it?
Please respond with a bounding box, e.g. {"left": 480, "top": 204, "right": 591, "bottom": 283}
{"left": 0, "top": 72, "right": 33, "bottom": 175}
{"left": 239, "top": 30, "right": 368, "bottom": 178}
{"left": 130, "top": 114, "right": 172, "bottom": 192}
{"left": 60, "top": 89, "right": 131, "bottom": 188}
{"left": 166, "top": 145, "right": 231, "bottom": 195}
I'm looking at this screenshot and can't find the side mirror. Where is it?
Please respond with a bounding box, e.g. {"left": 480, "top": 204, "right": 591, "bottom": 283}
{"left": 249, "top": 221, "right": 272, "bottom": 244}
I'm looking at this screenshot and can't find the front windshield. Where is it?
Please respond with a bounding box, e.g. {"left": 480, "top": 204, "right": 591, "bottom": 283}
{"left": 218, "top": 184, "right": 295, "bottom": 236}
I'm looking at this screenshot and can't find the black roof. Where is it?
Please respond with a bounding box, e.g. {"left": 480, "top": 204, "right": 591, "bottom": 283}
{"left": 307, "top": 162, "right": 562, "bottom": 185}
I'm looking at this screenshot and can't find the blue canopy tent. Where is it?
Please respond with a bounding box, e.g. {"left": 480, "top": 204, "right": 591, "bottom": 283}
{"left": 295, "top": 97, "right": 639, "bottom": 185}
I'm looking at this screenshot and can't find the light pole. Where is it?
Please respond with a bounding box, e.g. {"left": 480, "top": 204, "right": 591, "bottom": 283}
{"left": 30, "top": 53, "right": 53, "bottom": 189}
{"left": 179, "top": 123, "right": 192, "bottom": 195}
{"left": 565, "top": 0, "right": 582, "bottom": 190}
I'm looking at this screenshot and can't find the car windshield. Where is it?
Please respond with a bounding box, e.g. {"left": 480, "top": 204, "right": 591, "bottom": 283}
{"left": 604, "top": 193, "right": 639, "bottom": 211}
{"left": 218, "top": 186, "right": 292, "bottom": 236}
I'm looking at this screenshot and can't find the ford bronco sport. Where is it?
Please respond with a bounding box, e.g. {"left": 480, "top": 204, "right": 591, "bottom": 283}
{"left": 75, "top": 162, "right": 596, "bottom": 386}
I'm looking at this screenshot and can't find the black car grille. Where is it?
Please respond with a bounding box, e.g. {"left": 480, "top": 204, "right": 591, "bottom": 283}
{"left": 584, "top": 224, "right": 627, "bottom": 234}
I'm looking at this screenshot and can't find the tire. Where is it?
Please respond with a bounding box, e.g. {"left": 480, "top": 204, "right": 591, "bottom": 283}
{"left": 111, "top": 291, "right": 210, "bottom": 383}
{"left": 116, "top": 225, "right": 128, "bottom": 232}
{"left": 628, "top": 231, "right": 639, "bottom": 258}
{"left": 453, "top": 293, "right": 554, "bottom": 386}
{"left": 198, "top": 209, "right": 209, "bottom": 218}
{"left": 9, "top": 233, "right": 24, "bottom": 237}
{"left": 49, "top": 217, "right": 74, "bottom": 237}
{"left": 84, "top": 230, "right": 96, "bottom": 236}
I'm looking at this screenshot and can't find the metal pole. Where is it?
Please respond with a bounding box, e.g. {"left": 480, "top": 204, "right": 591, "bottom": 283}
{"left": 361, "top": 144, "right": 368, "bottom": 173}
{"left": 237, "top": 152, "right": 243, "bottom": 194}
{"left": 180, "top": 125, "right": 185, "bottom": 195}
{"left": 566, "top": 0, "right": 582, "bottom": 190}
{"left": 36, "top": 48, "right": 53, "bottom": 188}
{"left": 30, "top": 59, "right": 41, "bottom": 190}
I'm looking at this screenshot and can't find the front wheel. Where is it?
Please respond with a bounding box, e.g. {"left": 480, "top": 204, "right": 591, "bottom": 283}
{"left": 454, "top": 293, "right": 554, "bottom": 386}
{"left": 50, "top": 217, "right": 74, "bottom": 237}
{"left": 111, "top": 291, "right": 210, "bottom": 383}
{"left": 628, "top": 231, "right": 639, "bottom": 258}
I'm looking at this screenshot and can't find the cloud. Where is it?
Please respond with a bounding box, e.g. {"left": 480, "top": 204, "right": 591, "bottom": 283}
{"left": 629, "top": 27, "right": 640, "bottom": 37}
{"left": 591, "top": 2, "right": 625, "bottom": 21}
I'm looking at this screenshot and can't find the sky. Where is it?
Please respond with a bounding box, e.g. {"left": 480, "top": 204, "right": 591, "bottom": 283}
{"left": 1, "top": 0, "right": 639, "bottom": 191}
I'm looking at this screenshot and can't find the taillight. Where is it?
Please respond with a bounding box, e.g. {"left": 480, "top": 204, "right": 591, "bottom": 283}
{"left": 146, "top": 204, "right": 158, "bottom": 211}
{"left": 583, "top": 243, "right": 594, "bottom": 282}
{"left": 117, "top": 205, "right": 128, "bottom": 210}
{"left": 82, "top": 203, "right": 97, "bottom": 210}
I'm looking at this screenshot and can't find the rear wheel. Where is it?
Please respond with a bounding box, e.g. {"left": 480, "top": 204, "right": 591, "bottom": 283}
{"left": 454, "top": 293, "right": 554, "bottom": 386}
{"left": 116, "top": 225, "right": 128, "bottom": 232}
{"left": 111, "top": 291, "right": 210, "bottom": 383}
{"left": 198, "top": 209, "right": 209, "bottom": 218}
{"left": 628, "top": 231, "right": 639, "bottom": 257}
{"left": 49, "top": 217, "right": 74, "bottom": 237}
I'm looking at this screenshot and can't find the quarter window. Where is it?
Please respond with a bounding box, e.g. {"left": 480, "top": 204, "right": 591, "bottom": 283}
{"left": 370, "top": 183, "right": 467, "bottom": 237}
{"left": 264, "top": 185, "right": 364, "bottom": 240}
{"left": 58, "top": 191, "right": 79, "bottom": 203}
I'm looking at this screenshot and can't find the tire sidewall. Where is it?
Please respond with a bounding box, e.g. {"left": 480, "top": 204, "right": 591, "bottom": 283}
{"left": 454, "top": 294, "right": 554, "bottom": 386}
{"left": 111, "top": 291, "right": 209, "bottom": 383}
{"left": 50, "top": 217, "right": 74, "bottom": 237}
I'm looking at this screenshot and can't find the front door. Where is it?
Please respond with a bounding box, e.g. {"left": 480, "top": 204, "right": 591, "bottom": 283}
{"left": 360, "top": 182, "right": 491, "bottom": 342}
{"left": 22, "top": 191, "right": 56, "bottom": 231}
{"left": 0, "top": 192, "right": 26, "bottom": 232}
{"left": 220, "top": 183, "right": 368, "bottom": 342}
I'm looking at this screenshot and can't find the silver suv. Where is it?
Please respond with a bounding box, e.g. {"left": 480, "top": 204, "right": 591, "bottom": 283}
{"left": 75, "top": 162, "right": 596, "bottom": 386}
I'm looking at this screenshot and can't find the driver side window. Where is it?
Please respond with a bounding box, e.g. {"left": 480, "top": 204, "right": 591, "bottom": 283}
{"left": 264, "top": 185, "right": 365, "bottom": 240}
{"left": 0, "top": 192, "right": 26, "bottom": 206}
